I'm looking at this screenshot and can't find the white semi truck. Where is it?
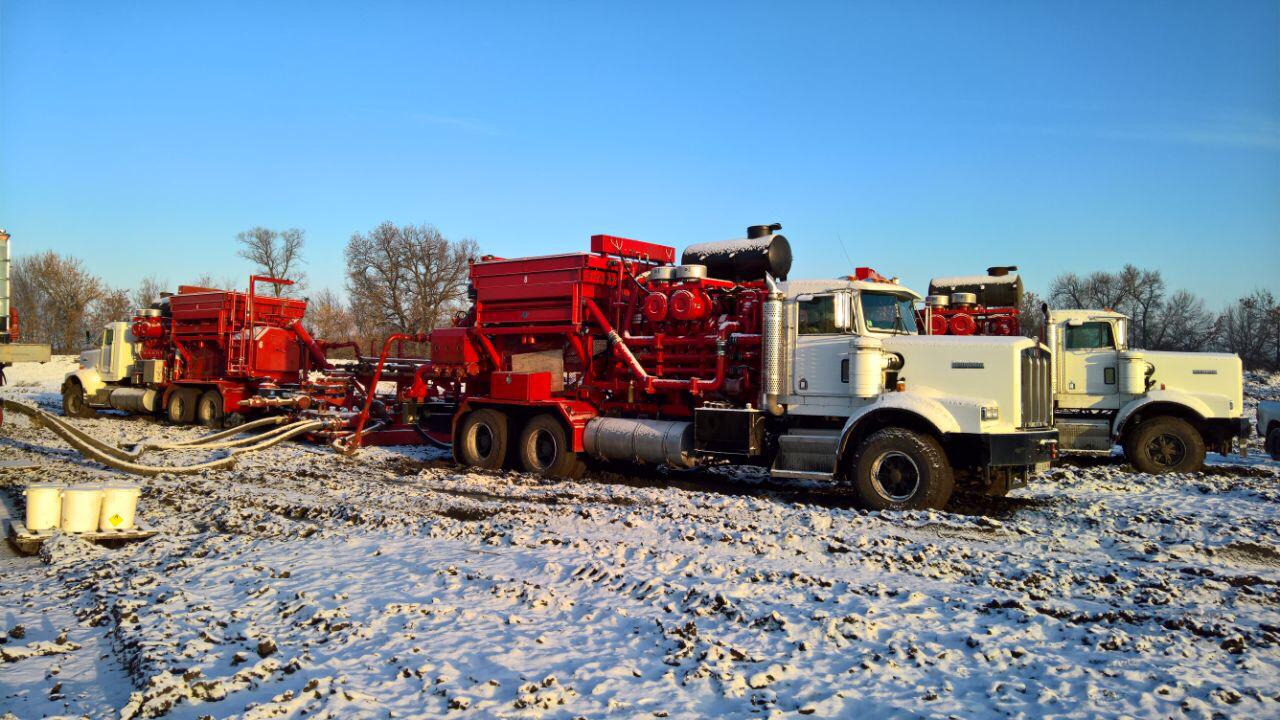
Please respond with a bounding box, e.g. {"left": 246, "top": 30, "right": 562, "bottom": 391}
{"left": 1045, "top": 309, "right": 1248, "bottom": 473}
{"left": 922, "top": 270, "right": 1248, "bottom": 474}
{"left": 1044, "top": 308, "right": 1244, "bottom": 471}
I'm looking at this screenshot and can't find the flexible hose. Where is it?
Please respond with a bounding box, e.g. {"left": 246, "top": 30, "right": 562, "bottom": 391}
{"left": 124, "top": 417, "right": 311, "bottom": 459}
{"left": 135, "top": 415, "right": 288, "bottom": 449}
{"left": 1, "top": 399, "right": 326, "bottom": 476}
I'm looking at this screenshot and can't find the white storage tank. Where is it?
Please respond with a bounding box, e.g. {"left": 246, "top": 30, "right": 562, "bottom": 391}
{"left": 99, "top": 484, "right": 141, "bottom": 531}
{"left": 24, "top": 484, "right": 62, "bottom": 531}
{"left": 1119, "top": 351, "right": 1149, "bottom": 395}
{"left": 60, "top": 486, "right": 103, "bottom": 533}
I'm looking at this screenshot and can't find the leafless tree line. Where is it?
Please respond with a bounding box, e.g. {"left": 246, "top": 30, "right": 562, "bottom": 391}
{"left": 309, "top": 222, "right": 478, "bottom": 357}
{"left": 1044, "top": 265, "right": 1280, "bottom": 370}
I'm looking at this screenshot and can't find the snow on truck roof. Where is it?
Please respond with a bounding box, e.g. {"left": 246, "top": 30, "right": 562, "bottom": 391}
{"left": 783, "top": 278, "right": 922, "bottom": 299}
{"left": 930, "top": 273, "right": 1020, "bottom": 287}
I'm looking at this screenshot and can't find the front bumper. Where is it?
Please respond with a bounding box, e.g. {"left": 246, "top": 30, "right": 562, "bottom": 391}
{"left": 966, "top": 429, "right": 1059, "bottom": 467}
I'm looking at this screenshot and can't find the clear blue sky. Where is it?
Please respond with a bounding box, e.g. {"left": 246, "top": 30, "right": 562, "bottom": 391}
{"left": 2, "top": 1, "right": 1277, "bottom": 307}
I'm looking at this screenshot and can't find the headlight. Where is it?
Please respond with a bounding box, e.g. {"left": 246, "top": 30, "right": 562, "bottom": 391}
{"left": 981, "top": 405, "right": 1000, "bottom": 421}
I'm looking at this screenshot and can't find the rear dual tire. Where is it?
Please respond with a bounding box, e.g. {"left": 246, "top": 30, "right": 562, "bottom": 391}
{"left": 516, "top": 414, "right": 586, "bottom": 479}
{"left": 166, "top": 388, "right": 200, "bottom": 424}
{"left": 457, "top": 409, "right": 509, "bottom": 470}
{"left": 196, "top": 390, "right": 224, "bottom": 428}
{"left": 457, "top": 410, "right": 587, "bottom": 480}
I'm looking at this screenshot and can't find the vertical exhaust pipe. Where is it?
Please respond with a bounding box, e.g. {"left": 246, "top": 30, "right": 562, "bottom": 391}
{"left": 761, "top": 273, "right": 785, "bottom": 416}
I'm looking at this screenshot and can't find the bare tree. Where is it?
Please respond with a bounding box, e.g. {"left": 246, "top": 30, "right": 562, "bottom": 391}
{"left": 89, "top": 288, "right": 134, "bottom": 329}
{"left": 1219, "top": 290, "right": 1278, "bottom": 370}
{"left": 11, "top": 251, "right": 106, "bottom": 353}
{"left": 1018, "top": 290, "right": 1045, "bottom": 340}
{"left": 1146, "top": 290, "right": 1219, "bottom": 352}
{"left": 345, "top": 222, "right": 477, "bottom": 340}
{"left": 1046, "top": 264, "right": 1222, "bottom": 353}
{"left": 305, "top": 288, "right": 358, "bottom": 358}
{"left": 189, "top": 273, "right": 238, "bottom": 292}
{"left": 236, "top": 226, "right": 307, "bottom": 296}
{"left": 133, "top": 275, "right": 169, "bottom": 310}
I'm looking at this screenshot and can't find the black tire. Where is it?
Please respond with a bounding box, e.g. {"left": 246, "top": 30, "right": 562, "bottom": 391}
{"left": 166, "top": 388, "right": 200, "bottom": 425}
{"left": 457, "top": 409, "right": 509, "bottom": 470}
{"left": 849, "top": 428, "right": 954, "bottom": 511}
{"left": 196, "top": 389, "right": 224, "bottom": 428}
{"left": 516, "top": 414, "right": 586, "bottom": 479}
{"left": 1266, "top": 427, "right": 1280, "bottom": 462}
{"left": 61, "top": 381, "right": 95, "bottom": 418}
{"left": 1125, "top": 416, "right": 1206, "bottom": 474}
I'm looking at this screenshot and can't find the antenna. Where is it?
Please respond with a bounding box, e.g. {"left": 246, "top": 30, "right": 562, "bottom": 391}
{"left": 835, "top": 231, "right": 856, "bottom": 277}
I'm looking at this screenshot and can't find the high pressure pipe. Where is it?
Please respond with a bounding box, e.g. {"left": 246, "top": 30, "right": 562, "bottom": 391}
{"left": 340, "top": 331, "right": 429, "bottom": 455}
{"left": 582, "top": 298, "right": 737, "bottom": 396}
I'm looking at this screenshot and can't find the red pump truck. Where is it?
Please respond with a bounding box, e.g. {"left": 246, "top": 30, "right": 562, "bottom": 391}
{"left": 62, "top": 277, "right": 332, "bottom": 425}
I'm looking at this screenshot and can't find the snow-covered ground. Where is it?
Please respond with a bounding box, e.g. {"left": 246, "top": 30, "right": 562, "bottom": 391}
{"left": 1, "top": 358, "right": 1278, "bottom": 719}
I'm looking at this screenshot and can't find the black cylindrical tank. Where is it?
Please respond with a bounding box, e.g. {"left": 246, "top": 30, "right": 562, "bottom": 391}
{"left": 929, "top": 272, "right": 1024, "bottom": 308}
{"left": 681, "top": 224, "right": 792, "bottom": 281}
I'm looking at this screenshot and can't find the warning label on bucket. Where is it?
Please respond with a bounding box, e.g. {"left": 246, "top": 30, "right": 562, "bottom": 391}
{"left": 109, "top": 514, "right": 124, "bottom": 527}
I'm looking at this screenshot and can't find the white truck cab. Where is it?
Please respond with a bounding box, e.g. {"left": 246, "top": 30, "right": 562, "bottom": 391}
{"left": 62, "top": 320, "right": 161, "bottom": 417}
{"left": 763, "top": 276, "right": 1056, "bottom": 509}
{"left": 1047, "top": 309, "right": 1248, "bottom": 472}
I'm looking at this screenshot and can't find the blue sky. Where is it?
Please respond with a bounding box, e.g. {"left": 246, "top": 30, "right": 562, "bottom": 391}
{"left": 2, "top": 1, "right": 1277, "bottom": 307}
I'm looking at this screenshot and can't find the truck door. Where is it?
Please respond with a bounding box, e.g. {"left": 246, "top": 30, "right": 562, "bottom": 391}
{"left": 99, "top": 329, "right": 117, "bottom": 380}
{"left": 99, "top": 324, "right": 131, "bottom": 382}
{"left": 1060, "top": 320, "right": 1117, "bottom": 397}
{"left": 791, "top": 293, "right": 852, "bottom": 408}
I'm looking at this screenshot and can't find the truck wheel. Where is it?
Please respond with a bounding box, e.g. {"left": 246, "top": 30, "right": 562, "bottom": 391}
{"left": 1265, "top": 427, "right": 1280, "bottom": 462}
{"left": 458, "top": 409, "right": 509, "bottom": 470}
{"left": 196, "top": 390, "right": 224, "bottom": 428}
{"left": 61, "top": 381, "right": 95, "bottom": 418}
{"left": 166, "top": 388, "right": 200, "bottom": 424}
{"left": 516, "top": 414, "right": 586, "bottom": 479}
{"left": 1125, "top": 416, "right": 1205, "bottom": 474}
{"left": 849, "top": 428, "right": 954, "bottom": 511}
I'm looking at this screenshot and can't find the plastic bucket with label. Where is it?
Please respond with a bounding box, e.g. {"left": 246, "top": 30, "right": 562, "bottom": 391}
{"left": 99, "top": 485, "right": 141, "bottom": 531}
{"left": 24, "top": 484, "right": 63, "bottom": 531}
{"left": 60, "top": 486, "right": 103, "bottom": 533}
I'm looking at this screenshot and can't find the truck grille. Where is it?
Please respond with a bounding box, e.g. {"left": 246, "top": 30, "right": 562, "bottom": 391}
{"left": 1020, "top": 347, "right": 1053, "bottom": 429}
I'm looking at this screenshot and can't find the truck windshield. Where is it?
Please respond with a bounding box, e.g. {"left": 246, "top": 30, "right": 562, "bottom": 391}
{"left": 861, "top": 293, "right": 918, "bottom": 333}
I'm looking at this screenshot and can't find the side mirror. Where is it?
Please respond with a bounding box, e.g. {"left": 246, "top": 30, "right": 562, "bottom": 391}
{"left": 834, "top": 296, "right": 851, "bottom": 330}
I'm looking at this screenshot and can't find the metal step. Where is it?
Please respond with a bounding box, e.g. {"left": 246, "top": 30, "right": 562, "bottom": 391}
{"left": 1056, "top": 417, "right": 1113, "bottom": 452}
{"left": 771, "top": 429, "right": 841, "bottom": 480}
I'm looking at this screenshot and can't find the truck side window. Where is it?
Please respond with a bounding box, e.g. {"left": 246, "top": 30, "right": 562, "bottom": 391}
{"left": 797, "top": 295, "right": 838, "bottom": 334}
{"left": 1064, "top": 321, "right": 1114, "bottom": 350}
{"left": 103, "top": 330, "right": 113, "bottom": 347}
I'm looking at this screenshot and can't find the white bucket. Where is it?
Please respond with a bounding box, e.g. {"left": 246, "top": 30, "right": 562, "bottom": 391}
{"left": 60, "top": 486, "right": 103, "bottom": 534}
{"left": 99, "top": 485, "right": 141, "bottom": 531}
{"left": 24, "top": 484, "right": 63, "bottom": 531}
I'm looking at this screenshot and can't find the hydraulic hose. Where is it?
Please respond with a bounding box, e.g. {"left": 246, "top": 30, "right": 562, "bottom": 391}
{"left": 1, "top": 399, "right": 327, "bottom": 476}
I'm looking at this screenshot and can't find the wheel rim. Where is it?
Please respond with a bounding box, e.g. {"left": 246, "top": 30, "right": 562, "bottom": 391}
{"left": 870, "top": 450, "right": 921, "bottom": 502}
{"left": 66, "top": 390, "right": 82, "bottom": 413}
{"left": 474, "top": 423, "right": 495, "bottom": 460}
{"left": 1146, "top": 432, "right": 1186, "bottom": 468}
{"left": 531, "top": 429, "right": 557, "bottom": 471}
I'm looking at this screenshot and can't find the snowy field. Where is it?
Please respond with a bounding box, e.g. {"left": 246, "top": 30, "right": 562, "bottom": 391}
{"left": 1, "top": 358, "right": 1278, "bottom": 719}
